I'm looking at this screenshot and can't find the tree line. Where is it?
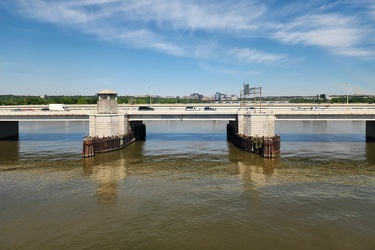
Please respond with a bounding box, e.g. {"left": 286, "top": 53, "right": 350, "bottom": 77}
{"left": 289, "top": 96, "right": 375, "bottom": 104}
{"left": 0, "top": 95, "right": 211, "bottom": 105}
{"left": 1, "top": 94, "right": 374, "bottom": 106}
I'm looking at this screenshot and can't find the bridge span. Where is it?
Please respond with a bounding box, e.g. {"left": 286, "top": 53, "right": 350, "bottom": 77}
{"left": 1, "top": 107, "right": 375, "bottom": 141}
{"left": 1, "top": 101, "right": 375, "bottom": 157}
{"left": 1, "top": 105, "right": 375, "bottom": 121}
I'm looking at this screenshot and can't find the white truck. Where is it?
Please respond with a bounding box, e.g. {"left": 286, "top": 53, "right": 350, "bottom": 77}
{"left": 48, "top": 104, "right": 70, "bottom": 111}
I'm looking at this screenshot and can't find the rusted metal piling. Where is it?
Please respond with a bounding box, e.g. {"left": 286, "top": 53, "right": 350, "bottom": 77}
{"left": 82, "top": 138, "right": 94, "bottom": 157}
{"left": 82, "top": 123, "right": 146, "bottom": 157}
{"left": 262, "top": 137, "right": 281, "bottom": 158}
{"left": 227, "top": 123, "right": 280, "bottom": 158}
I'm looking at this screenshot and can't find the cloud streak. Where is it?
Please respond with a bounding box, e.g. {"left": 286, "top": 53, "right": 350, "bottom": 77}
{"left": 273, "top": 13, "right": 374, "bottom": 57}
{"left": 229, "top": 48, "right": 286, "bottom": 64}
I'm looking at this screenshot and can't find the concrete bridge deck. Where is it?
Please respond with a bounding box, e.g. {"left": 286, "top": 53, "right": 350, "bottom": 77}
{"left": 0, "top": 105, "right": 374, "bottom": 121}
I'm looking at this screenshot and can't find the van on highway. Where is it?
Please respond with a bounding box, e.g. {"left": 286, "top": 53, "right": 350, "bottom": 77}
{"left": 138, "top": 106, "right": 154, "bottom": 111}
{"left": 185, "top": 106, "right": 200, "bottom": 111}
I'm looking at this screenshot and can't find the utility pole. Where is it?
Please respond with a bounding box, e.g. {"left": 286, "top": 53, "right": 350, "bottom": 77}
{"left": 345, "top": 82, "right": 348, "bottom": 110}
{"left": 149, "top": 87, "right": 151, "bottom": 106}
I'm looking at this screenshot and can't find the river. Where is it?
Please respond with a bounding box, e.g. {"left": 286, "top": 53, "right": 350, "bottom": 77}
{"left": 0, "top": 120, "right": 374, "bottom": 249}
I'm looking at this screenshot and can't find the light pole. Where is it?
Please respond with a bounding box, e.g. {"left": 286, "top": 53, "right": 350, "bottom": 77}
{"left": 345, "top": 82, "right": 348, "bottom": 110}
{"left": 149, "top": 87, "right": 151, "bottom": 106}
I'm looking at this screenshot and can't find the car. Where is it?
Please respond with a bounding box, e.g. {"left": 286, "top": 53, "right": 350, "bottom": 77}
{"left": 185, "top": 106, "right": 200, "bottom": 111}
{"left": 204, "top": 106, "right": 216, "bottom": 111}
{"left": 41, "top": 108, "right": 49, "bottom": 111}
{"left": 138, "top": 106, "right": 154, "bottom": 111}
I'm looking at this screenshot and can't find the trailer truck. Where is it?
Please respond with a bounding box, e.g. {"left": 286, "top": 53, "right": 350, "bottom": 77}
{"left": 48, "top": 104, "right": 70, "bottom": 111}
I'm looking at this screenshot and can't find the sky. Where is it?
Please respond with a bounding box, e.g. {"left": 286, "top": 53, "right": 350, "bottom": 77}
{"left": 1, "top": 0, "right": 375, "bottom": 97}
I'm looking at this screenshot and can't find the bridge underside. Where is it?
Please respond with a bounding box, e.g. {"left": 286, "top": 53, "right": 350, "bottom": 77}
{"left": 276, "top": 114, "right": 375, "bottom": 121}
{"left": 0, "top": 121, "right": 19, "bottom": 140}
{"left": 366, "top": 121, "right": 375, "bottom": 141}
{"left": 128, "top": 113, "right": 237, "bottom": 121}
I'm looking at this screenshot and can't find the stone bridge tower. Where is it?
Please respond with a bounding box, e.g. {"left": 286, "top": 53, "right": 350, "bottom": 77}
{"left": 89, "top": 89, "right": 129, "bottom": 137}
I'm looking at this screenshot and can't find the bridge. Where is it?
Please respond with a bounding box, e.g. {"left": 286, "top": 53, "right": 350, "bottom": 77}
{"left": 1, "top": 104, "right": 375, "bottom": 121}
{"left": 1, "top": 99, "right": 375, "bottom": 158}
{"left": 1, "top": 104, "right": 375, "bottom": 139}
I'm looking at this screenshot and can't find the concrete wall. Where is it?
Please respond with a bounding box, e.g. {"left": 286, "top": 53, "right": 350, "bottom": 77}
{"left": 240, "top": 113, "right": 275, "bottom": 137}
{"left": 89, "top": 114, "right": 130, "bottom": 137}
{"left": 366, "top": 121, "right": 375, "bottom": 141}
{"left": 97, "top": 95, "right": 118, "bottom": 114}
{"left": 237, "top": 113, "right": 245, "bottom": 135}
{"left": 0, "top": 121, "right": 19, "bottom": 139}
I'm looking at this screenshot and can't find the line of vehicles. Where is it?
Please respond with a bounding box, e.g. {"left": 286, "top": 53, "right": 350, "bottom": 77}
{"left": 12, "top": 102, "right": 359, "bottom": 112}
{"left": 12, "top": 104, "right": 70, "bottom": 112}
{"left": 138, "top": 106, "right": 217, "bottom": 111}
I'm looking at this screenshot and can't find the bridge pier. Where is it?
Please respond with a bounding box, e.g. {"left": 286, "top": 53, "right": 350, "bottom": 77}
{"left": 0, "top": 121, "right": 19, "bottom": 140}
{"left": 227, "top": 113, "right": 280, "bottom": 157}
{"left": 366, "top": 121, "right": 375, "bottom": 141}
{"left": 83, "top": 90, "right": 146, "bottom": 157}
{"left": 237, "top": 113, "right": 275, "bottom": 137}
{"left": 89, "top": 114, "right": 130, "bottom": 137}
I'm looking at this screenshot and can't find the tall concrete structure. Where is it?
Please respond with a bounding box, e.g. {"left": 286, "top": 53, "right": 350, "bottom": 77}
{"left": 97, "top": 89, "right": 118, "bottom": 114}
{"left": 83, "top": 89, "right": 146, "bottom": 157}
{"left": 237, "top": 113, "right": 275, "bottom": 137}
{"left": 89, "top": 89, "right": 130, "bottom": 137}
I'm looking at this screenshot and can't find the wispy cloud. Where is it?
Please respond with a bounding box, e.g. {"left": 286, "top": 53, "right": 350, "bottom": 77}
{"left": 13, "top": 0, "right": 265, "bottom": 33}
{"left": 272, "top": 9, "right": 374, "bottom": 58}
{"left": 198, "top": 62, "right": 260, "bottom": 75}
{"left": 275, "top": 14, "right": 360, "bottom": 46}
{"left": 229, "top": 48, "right": 286, "bottom": 64}
{"left": 10, "top": 0, "right": 267, "bottom": 58}
{"left": 369, "top": 4, "right": 375, "bottom": 19}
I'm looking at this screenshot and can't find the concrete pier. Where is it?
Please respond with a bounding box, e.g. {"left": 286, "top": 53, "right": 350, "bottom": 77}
{"left": 89, "top": 114, "right": 130, "bottom": 137}
{"left": 237, "top": 113, "right": 275, "bottom": 137}
{"left": 227, "top": 112, "right": 280, "bottom": 157}
{"left": 89, "top": 89, "right": 130, "bottom": 137}
{"left": 366, "top": 121, "right": 375, "bottom": 141}
{"left": 83, "top": 89, "right": 145, "bottom": 157}
{"left": 0, "top": 121, "right": 19, "bottom": 140}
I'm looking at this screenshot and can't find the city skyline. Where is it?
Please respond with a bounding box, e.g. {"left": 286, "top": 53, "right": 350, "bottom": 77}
{"left": 1, "top": 0, "right": 375, "bottom": 97}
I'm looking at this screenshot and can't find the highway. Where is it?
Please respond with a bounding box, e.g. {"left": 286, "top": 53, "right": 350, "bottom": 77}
{"left": 0, "top": 103, "right": 374, "bottom": 121}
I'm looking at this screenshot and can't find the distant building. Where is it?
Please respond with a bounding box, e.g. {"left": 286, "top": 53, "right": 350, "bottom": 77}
{"left": 188, "top": 93, "right": 203, "bottom": 100}
{"left": 214, "top": 92, "right": 238, "bottom": 101}
{"left": 201, "top": 96, "right": 213, "bottom": 101}
{"left": 230, "top": 94, "right": 238, "bottom": 101}
{"left": 214, "top": 92, "right": 227, "bottom": 101}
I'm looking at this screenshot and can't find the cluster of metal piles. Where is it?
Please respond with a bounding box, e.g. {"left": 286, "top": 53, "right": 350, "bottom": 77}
{"left": 82, "top": 124, "right": 146, "bottom": 157}
{"left": 226, "top": 124, "right": 280, "bottom": 158}
{"left": 83, "top": 122, "right": 281, "bottom": 158}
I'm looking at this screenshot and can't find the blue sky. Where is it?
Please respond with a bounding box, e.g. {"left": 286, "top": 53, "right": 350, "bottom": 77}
{"left": 1, "top": 0, "right": 374, "bottom": 97}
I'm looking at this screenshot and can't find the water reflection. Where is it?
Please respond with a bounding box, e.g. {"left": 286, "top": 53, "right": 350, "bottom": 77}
{"left": 228, "top": 144, "right": 281, "bottom": 191}
{"left": 83, "top": 150, "right": 128, "bottom": 205}
{"left": 0, "top": 141, "right": 20, "bottom": 163}
{"left": 366, "top": 142, "right": 375, "bottom": 165}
